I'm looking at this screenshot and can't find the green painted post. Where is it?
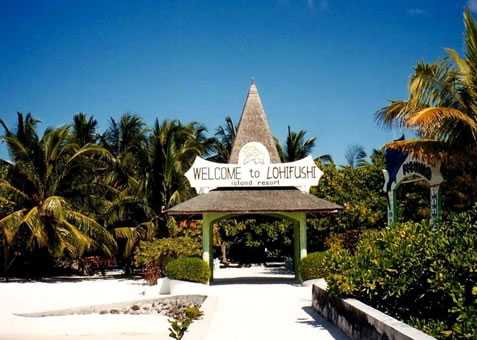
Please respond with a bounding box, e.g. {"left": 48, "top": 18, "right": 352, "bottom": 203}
{"left": 387, "top": 189, "right": 398, "bottom": 225}
{"left": 293, "top": 222, "right": 299, "bottom": 280}
{"left": 298, "top": 213, "right": 307, "bottom": 260}
{"left": 202, "top": 214, "right": 214, "bottom": 282}
{"left": 430, "top": 185, "right": 442, "bottom": 226}
{"left": 292, "top": 213, "right": 307, "bottom": 282}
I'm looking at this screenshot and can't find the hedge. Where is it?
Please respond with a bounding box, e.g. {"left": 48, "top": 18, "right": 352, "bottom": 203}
{"left": 300, "top": 251, "right": 329, "bottom": 281}
{"left": 303, "top": 206, "right": 477, "bottom": 339}
{"left": 134, "top": 237, "right": 201, "bottom": 275}
{"left": 165, "top": 257, "right": 210, "bottom": 284}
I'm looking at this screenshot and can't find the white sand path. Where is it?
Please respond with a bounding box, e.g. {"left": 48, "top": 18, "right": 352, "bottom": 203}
{"left": 204, "top": 265, "right": 349, "bottom": 340}
{"left": 0, "top": 266, "right": 349, "bottom": 340}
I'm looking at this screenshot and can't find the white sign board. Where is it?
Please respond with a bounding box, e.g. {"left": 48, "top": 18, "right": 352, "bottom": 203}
{"left": 383, "top": 154, "right": 443, "bottom": 192}
{"left": 185, "top": 142, "right": 323, "bottom": 194}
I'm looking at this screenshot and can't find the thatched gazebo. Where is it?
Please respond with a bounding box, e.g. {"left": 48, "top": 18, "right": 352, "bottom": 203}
{"left": 166, "top": 82, "right": 341, "bottom": 281}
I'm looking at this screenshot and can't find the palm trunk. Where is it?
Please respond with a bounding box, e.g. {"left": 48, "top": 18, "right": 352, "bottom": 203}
{"left": 3, "top": 240, "right": 9, "bottom": 282}
{"left": 220, "top": 243, "right": 228, "bottom": 265}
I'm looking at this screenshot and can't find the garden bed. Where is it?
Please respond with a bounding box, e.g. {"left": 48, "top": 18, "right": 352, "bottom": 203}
{"left": 15, "top": 295, "right": 206, "bottom": 318}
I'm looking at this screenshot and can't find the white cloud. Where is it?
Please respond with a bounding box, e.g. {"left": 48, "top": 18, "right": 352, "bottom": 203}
{"left": 469, "top": 0, "right": 477, "bottom": 12}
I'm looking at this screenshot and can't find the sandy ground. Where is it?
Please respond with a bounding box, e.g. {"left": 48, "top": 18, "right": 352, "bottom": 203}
{"left": 205, "top": 265, "right": 349, "bottom": 340}
{"left": 0, "top": 266, "right": 348, "bottom": 340}
{"left": 0, "top": 273, "right": 169, "bottom": 340}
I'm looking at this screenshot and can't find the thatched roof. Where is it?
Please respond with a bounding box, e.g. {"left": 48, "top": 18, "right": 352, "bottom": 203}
{"left": 166, "top": 188, "right": 342, "bottom": 215}
{"left": 167, "top": 82, "right": 342, "bottom": 217}
{"left": 229, "top": 82, "right": 281, "bottom": 163}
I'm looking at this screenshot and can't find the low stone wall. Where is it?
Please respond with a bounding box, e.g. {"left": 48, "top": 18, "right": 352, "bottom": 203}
{"left": 312, "top": 282, "right": 435, "bottom": 340}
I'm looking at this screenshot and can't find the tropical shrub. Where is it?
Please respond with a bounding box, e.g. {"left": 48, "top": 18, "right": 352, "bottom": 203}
{"left": 134, "top": 237, "right": 201, "bottom": 276}
{"left": 325, "top": 229, "right": 364, "bottom": 254}
{"left": 165, "top": 257, "right": 210, "bottom": 284}
{"left": 300, "top": 241, "right": 351, "bottom": 282}
{"left": 300, "top": 251, "right": 329, "bottom": 281}
{"left": 317, "top": 208, "right": 477, "bottom": 339}
{"left": 312, "top": 156, "right": 387, "bottom": 233}
{"left": 168, "top": 304, "right": 203, "bottom": 339}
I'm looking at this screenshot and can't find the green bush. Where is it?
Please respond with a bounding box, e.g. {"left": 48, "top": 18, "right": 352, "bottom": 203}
{"left": 300, "top": 251, "right": 334, "bottom": 281}
{"left": 134, "top": 237, "right": 201, "bottom": 275}
{"left": 321, "top": 207, "right": 477, "bottom": 339}
{"left": 165, "top": 257, "right": 210, "bottom": 284}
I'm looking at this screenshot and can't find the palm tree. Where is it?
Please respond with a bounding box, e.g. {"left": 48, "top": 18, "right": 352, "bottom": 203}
{"left": 278, "top": 126, "right": 317, "bottom": 162}
{"left": 209, "top": 116, "right": 237, "bottom": 162}
{"left": 344, "top": 144, "right": 368, "bottom": 168}
{"left": 145, "top": 119, "right": 208, "bottom": 210}
{"left": 376, "top": 9, "right": 477, "bottom": 161}
{"left": 315, "top": 154, "right": 334, "bottom": 164}
{"left": 102, "top": 113, "right": 147, "bottom": 156}
{"left": 0, "top": 114, "right": 116, "bottom": 277}
{"left": 71, "top": 113, "right": 98, "bottom": 146}
{"left": 102, "top": 119, "right": 209, "bottom": 252}
{"left": 100, "top": 113, "right": 148, "bottom": 191}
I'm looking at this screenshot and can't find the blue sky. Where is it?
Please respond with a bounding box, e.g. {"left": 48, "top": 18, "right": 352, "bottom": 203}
{"left": 0, "top": 0, "right": 472, "bottom": 164}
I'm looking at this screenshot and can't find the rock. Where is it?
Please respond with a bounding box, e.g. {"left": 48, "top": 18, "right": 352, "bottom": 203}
{"left": 110, "top": 309, "right": 120, "bottom": 314}
{"left": 131, "top": 304, "right": 140, "bottom": 311}
{"left": 99, "top": 310, "right": 108, "bottom": 315}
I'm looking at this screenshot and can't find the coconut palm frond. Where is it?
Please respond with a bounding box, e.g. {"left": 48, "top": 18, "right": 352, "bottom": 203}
{"left": 281, "top": 126, "right": 316, "bottom": 162}
{"left": 0, "top": 179, "right": 29, "bottom": 203}
{"left": 114, "top": 227, "right": 139, "bottom": 257}
{"left": 407, "top": 107, "right": 477, "bottom": 139}
{"left": 71, "top": 113, "right": 98, "bottom": 146}
{"left": 21, "top": 207, "right": 49, "bottom": 248}
{"left": 315, "top": 154, "right": 334, "bottom": 164}
{"left": 61, "top": 219, "right": 93, "bottom": 255}
{"left": 345, "top": 145, "right": 368, "bottom": 168}
{"left": 385, "top": 139, "right": 448, "bottom": 163}
{"left": 136, "top": 221, "right": 156, "bottom": 240}
{"left": 377, "top": 10, "right": 477, "bottom": 159}
{"left": 65, "top": 210, "right": 116, "bottom": 255}
{"left": 42, "top": 196, "right": 67, "bottom": 220}
{"left": 375, "top": 100, "right": 412, "bottom": 128}
{"left": 68, "top": 144, "right": 114, "bottom": 165}
{"left": 446, "top": 48, "right": 471, "bottom": 76}
{"left": 1, "top": 135, "right": 31, "bottom": 163}
{"left": 463, "top": 8, "right": 477, "bottom": 71}
{"left": 0, "top": 209, "right": 27, "bottom": 244}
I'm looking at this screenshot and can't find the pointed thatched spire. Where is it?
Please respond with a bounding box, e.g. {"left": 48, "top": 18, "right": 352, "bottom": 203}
{"left": 229, "top": 81, "right": 281, "bottom": 163}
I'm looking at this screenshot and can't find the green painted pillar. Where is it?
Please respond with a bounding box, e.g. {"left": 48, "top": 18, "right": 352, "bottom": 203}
{"left": 430, "top": 185, "right": 442, "bottom": 226}
{"left": 387, "top": 189, "right": 398, "bottom": 226}
{"left": 293, "top": 213, "right": 307, "bottom": 281}
{"left": 202, "top": 214, "right": 214, "bottom": 282}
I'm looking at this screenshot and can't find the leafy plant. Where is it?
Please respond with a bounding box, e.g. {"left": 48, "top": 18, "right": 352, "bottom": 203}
{"left": 300, "top": 251, "right": 329, "bottom": 281}
{"left": 134, "top": 237, "right": 201, "bottom": 276}
{"left": 313, "top": 207, "right": 477, "bottom": 339}
{"left": 311, "top": 153, "right": 387, "bottom": 233}
{"left": 165, "top": 257, "right": 210, "bottom": 284}
{"left": 168, "top": 304, "right": 203, "bottom": 340}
